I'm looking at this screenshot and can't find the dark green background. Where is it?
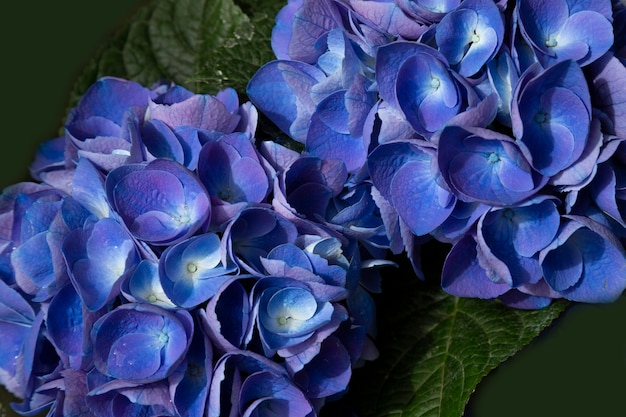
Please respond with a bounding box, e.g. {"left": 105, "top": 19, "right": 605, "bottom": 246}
{"left": 1, "top": 2, "right": 625, "bottom": 416}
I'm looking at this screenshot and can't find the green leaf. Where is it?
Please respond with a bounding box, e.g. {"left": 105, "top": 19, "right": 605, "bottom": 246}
{"left": 68, "top": 0, "right": 283, "bottom": 112}
{"left": 338, "top": 252, "right": 567, "bottom": 417}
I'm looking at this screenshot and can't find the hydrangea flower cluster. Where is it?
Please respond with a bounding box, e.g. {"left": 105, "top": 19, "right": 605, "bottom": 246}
{"left": 0, "top": 77, "right": 385, "bottom": 416}
{"left": 3, "top": 0, "right": 626, "bottom": 415}
{"left": 248, "top": 0, "right": 626, "bottom": 310}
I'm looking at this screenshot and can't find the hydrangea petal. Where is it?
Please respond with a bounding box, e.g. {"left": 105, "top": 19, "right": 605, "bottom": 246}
{"left": 390, "top": 159, "right": 455, "bottom": 236}
{"left": 442, "top": 234, "right": 510, "bottom": 298}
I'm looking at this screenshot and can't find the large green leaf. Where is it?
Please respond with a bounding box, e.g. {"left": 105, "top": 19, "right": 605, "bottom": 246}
{"left": 344, "top": 267, "right": 567, "bottom": 416}
{"left": 68, "top": 0, "right": 283, "bottom": 111}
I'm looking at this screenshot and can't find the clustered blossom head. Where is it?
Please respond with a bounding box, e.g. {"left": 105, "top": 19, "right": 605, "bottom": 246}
{"left": 1, "top": 76, "right": 383, "bottom": 416}
{"left": 3, "top": 0, "right": 626, "bottom": 415}
{"left": 246, "top": 0, "right": 626, "bottom": 309}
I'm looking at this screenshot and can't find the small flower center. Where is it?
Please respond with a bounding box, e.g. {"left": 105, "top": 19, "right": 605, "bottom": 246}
{"left": 148, "top": 294, "right": 158, "bottom": 303}
{"left": 534, "top": 110, "right": 549, "bottom": 124}
{"left": 430, "top": 77, "right": 441, "bottom": 90}
{"left": 487, "top": 152, "right": 500, "bottom": 164}
{"left": 157, "top": 331, "right": 169, "bottom": 346}
{"left": 187, "top": 262, "right": 198, "bottom": 274}
{"left": 471, "top": 31, "right": 480, "bottom": 44}
{"left": 175, "top": 205, "right": 191, "bottom": 225}
{"left": 218, "top": 188, "right": 231, "bottom": 201}
{"left": 545, "top": 37, "right": 558, "bottom": 48}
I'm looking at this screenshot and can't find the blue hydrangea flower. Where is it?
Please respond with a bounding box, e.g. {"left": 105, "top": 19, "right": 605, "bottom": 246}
{"left": 169, "top": 315, "right": 213, "bottom": 417}
{"left": 247, "top": 60, "right": 326, "bottom": 143}
{"left": 475, "top": 196, "right": 561, "bottom": 287}
{"left": 200, "top": 277, "right": 254, "bottom": 352}
{"left": 63, "top": 77, "right": 153, "bottom": 172}
{"left": 105, "top": 158, "right": 211, "bottom": 245}
{"left": 121, "top": 259, "right": 176, "bottom": 309}
{"left": 159, "top": 233, "right": 237, "bottom": 308}
{"left": 147, "top": 86, "right": 246, "bottom": 135}
{"left": 90, "top": 303, "right": 193, "bottom": 383}
{"left": 225, "top": 207, "right": 299, "bottom": 273}
{"left": 347, "top": 0, "right": 427, "bottom": 40}
{"left": 45, "top": 283, "right": 86, "bottom": 368}
{"left": 395, "top": 0, "right": 462, "bottom": 24}
{"left": 435, "top": 0, "right": 505, "bottom": 77}
{"left": 517, "top": 0, "right": 614, "bottom": 67}
{"left": 481, "top": 48, "right": 520, "bottom": 127}
{"left": 369, "top": 140, "right": 456, "bottom": 236}
{"left": 0, "top": 279, "right": 44, "bottom": 398}
{"left": 208, "top": 350, "right": 315, "bottom": 417}
{"left": 587, "top": 52, "right": 626, "bottom": 139}
{"left": 271, "top": 0, "right": 342, "bottom": 64}
{"left": 376, "top": 42, "right": 467, "bottom": 137}
{"left": 253, "top": 276, "right": 347, "bottom": 357}
{"left": 540, "top": 215, "right": 626, "bottom": 302}
{"left": 290, "top": 335, "right": 352, "bottom": 399}
{"left": 197, "top": 132, "right": 270, "bottom": 228}
{"left": 437, "top": 126, "right": 547, "bottom": 206}
{"left": 511, "top": 60, "right": 592, "bottom": 177}
{"left": 7, "top": 186, "right": 68, "bottom": 300}
{"left": 274, "top": 154, "right": 347, "bottom": 222}
{"left": 85, "top": 371, "right": 176, "bottom": 417}
{"left": 62, "top": 217, "right": 140, "bottom": 311}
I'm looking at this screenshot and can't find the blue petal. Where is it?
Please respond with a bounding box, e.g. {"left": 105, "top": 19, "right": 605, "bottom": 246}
{"left": 442, "top": 234, "right": 511, "bottom": 298}
{"left": 390, "top": 159, "right": 456, "bottom": 236}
